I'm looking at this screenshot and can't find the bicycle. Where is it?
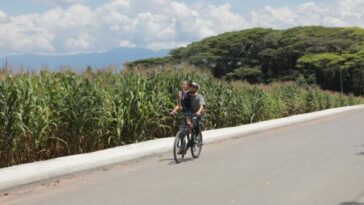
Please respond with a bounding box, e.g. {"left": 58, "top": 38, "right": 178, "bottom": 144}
{"left": 173, "top": 114, "right": 203, "bottom": 163}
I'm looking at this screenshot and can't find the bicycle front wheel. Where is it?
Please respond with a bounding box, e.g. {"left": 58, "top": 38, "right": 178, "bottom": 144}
{"left": 191, "top": 130, "right": 203, "bottom": 158}
{"left": 173, "top": 131, "right": 187, "bottom": 163}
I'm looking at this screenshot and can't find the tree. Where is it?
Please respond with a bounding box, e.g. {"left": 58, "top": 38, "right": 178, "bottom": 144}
{"left": 226, "top": 67, "right": 262, "bottom": 83}
{"left": 297, "top": 53, "right": 346, "bottom": 92}
{"left": 129, "top": 26, "right": 364, "bottom": 95}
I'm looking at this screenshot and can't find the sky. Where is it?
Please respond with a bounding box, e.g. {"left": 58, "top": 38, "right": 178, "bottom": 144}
{"left": 0, "top": 0, "right": 364, "bottom": 56}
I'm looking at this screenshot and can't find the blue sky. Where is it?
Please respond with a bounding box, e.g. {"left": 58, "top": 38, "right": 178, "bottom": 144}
{"left": 0, "top": 0, "right": 363, "bottom": 56}
{"left": 0, "top": 0, "right": 321, "bottom": 15}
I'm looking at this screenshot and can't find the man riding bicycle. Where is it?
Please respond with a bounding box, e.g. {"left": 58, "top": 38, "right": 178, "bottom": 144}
{"left": 171, "top": 81, "right": 206, "bottom": 159}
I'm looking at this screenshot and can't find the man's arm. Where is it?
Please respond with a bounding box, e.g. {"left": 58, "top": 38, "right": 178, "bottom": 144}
{"left": 170, "top": 91, "right": 183, "bottom": 115}
{"left": 196, "top": 105, "right": 204, "bottom": 116}
{"left": 195, "top": 95, "right": 205, "bottom": 116}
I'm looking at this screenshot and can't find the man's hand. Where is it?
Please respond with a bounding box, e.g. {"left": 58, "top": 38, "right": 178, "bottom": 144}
{"left": 170, "top": 110, "right": 177, "bottom": 116}
{"left": 195, "top": 105, "right": 204, "bottom": 117}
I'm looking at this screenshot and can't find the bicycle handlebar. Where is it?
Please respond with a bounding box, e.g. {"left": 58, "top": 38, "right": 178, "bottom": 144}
{"left": 183, "top": 113, "right": 201, "bottom": 117}
{"left": 169, "top": 111, "right": 202, "bottom": 117}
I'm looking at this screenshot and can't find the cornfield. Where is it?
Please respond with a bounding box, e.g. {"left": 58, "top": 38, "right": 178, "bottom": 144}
{"left": 0, "top": 66, "right": 362, "bottom": 168}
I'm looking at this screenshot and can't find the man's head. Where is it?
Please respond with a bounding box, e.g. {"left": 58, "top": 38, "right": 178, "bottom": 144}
{"left": 189, "top": 82, "right": 199, "bottom": 94}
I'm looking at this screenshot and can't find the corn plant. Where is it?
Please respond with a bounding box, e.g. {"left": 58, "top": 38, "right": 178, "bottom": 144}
{"left": 0, "top": 66, "right": 362, "bottom": 168}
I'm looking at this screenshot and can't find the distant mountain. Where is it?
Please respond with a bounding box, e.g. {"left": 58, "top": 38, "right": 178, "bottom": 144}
{"left": 0, "top": 47, "right": 169, "bottom": 70}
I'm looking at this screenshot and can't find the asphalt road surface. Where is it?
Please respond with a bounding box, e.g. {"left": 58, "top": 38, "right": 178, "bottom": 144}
{"left": 1, "top": 109, "right": 364, "bottom": 205}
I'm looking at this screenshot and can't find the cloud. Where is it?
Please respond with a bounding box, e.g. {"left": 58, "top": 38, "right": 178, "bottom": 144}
{"left": 0, "top": 0, "right": 248, "bottom": 55}
{"left": 34, "top": 0, "right": 86, "bottom": 6}
{"left": 250, "top": 6, "right": 297, "bottom": 27}
{"left": 0, "top": 23, "right": 55, "bottom": 55}
{"left": 337, "top": 0, "right": 364, "bottom": 17}
{"left": 1, "top": 0, "right": 364, "bottom": 56}
{"left": 119, "top": 40, "right": 135, "bottom": 48}
{"left": 0, "top": 4, "right": 96, "bottom": 55}
{"left": 250, "top": 1, "right": 364, "bottom": 28}
{"left": 0, "top": 10, "right": 6, "bottom": 19}
{"left": 64, "top": 34, "right": 94, "bottom": 51}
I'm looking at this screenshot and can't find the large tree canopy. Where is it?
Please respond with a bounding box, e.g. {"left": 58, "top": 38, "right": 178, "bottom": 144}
{"left": 129, "top": 26, "right": 364, "bottom": 95}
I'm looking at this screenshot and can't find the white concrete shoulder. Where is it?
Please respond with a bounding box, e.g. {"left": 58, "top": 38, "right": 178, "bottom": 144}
{"left": 0, "top": 105, "right": 363, "bottom": 191}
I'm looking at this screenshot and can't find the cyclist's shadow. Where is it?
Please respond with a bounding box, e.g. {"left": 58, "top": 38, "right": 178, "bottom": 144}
{"left": 159, "top": 157, "right": 194, "bottom": 165}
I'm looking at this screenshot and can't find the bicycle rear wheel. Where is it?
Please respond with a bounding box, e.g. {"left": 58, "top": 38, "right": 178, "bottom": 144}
{"left": 191, "top": 129, "right": 203, "bottom": 158}
{"left": 173, "top": 131, "right": 187, "bottom": 163}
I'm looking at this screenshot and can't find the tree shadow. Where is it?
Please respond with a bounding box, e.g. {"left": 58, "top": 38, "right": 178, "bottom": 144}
{"left": 339, "top": 202, "right": 364, "bottom": 205}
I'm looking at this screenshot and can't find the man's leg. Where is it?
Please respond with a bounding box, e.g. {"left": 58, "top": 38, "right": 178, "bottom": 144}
{"left": 192, "top": 115, "right": 201, "bottom": 131}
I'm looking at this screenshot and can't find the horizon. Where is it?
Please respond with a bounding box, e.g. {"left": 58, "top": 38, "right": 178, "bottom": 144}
{"left": 0, "top": 47, "right": 170, "bottom": 70}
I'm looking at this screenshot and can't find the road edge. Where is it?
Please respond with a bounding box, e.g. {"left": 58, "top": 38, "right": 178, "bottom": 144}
{"left": 1, "top": 105, "right": 363, "bottom": 191}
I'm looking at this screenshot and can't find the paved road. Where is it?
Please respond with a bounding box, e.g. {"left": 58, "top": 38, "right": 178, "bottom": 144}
{"left": 1, "top": 109, "right": 364, "bottom": 205}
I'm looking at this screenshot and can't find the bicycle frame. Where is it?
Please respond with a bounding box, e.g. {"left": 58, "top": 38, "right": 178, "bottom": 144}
{"left": 173, "top": 113, "right": 203, "bottom": 163}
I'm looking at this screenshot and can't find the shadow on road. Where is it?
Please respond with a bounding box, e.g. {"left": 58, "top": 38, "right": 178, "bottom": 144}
{"left": 355, "top": 152, "right": 364, "bottom": 156}
{"left": 159, "top": 157, "right": 194, "bottom": 165}
{"left": 340, "top": 202, "right": 364, "bottom": 205}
